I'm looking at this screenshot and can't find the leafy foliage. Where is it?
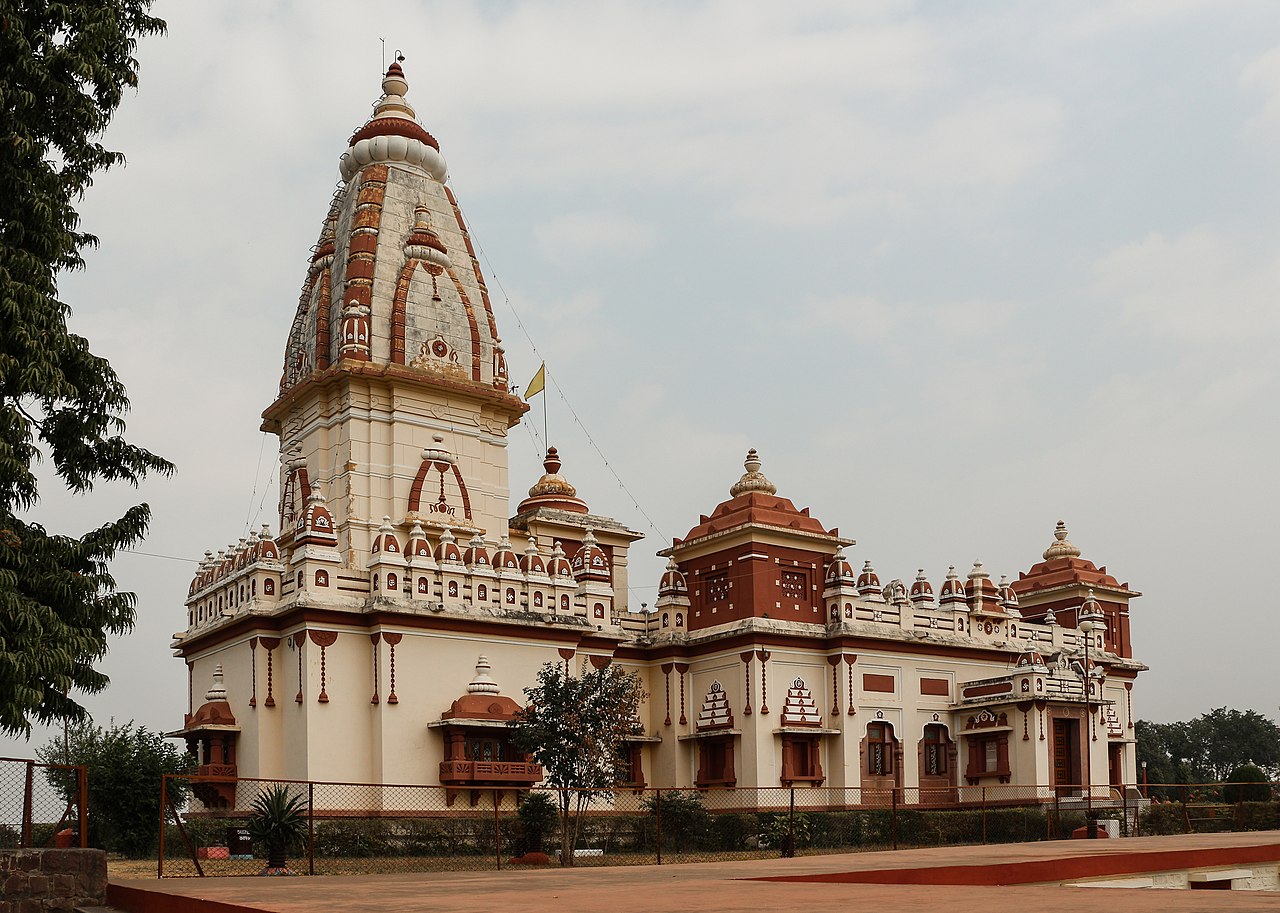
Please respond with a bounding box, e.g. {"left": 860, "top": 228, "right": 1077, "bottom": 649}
{"left": 510, "top": 662, "right": 645, "bottom": 864}
{"left": 1137, "top": 708, "right": 1280, "bottom": 790}
{"left": 0, "top": 0, "right": 171, "bottom": 736}
{"left": 38, "top": 719, "right": 190, "bottom": 857}
{"left": 515, "top": 791, "right": 558, "bottom": 854}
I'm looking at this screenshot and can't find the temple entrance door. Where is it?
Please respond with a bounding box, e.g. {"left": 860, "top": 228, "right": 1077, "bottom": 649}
{"left": 1052, "top": 718, "right": 1079, "bottom": 795}
{"left": 1108, "top": 743, "right": 1123, "bottom": 787}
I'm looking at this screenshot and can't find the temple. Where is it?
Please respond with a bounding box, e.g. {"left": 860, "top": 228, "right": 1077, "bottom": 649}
{"left": 173, "top": 63, "right": 1146, "bottom": 802}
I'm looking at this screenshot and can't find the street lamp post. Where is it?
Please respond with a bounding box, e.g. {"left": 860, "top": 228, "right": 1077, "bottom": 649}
{"left": 1078, "top": 589, "right": 1105, "bottom": 838}
{"left": 1141, "top": 760, "right": 1148, "bottom": 799}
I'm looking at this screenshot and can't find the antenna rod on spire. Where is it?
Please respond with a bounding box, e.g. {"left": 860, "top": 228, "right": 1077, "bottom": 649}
{"left": 380, "top": 37, "right": 385, "bottom": 74}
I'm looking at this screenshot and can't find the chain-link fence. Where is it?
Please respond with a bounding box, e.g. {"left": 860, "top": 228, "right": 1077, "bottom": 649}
{"left": 154, "top": 776, "right": 1280, "bottom": 876}
{"left": 0, "top": 757, "right": 88, "bottom": 849}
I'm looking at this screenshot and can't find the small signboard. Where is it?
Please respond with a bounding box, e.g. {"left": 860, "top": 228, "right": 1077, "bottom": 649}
{"left": 227, "top": 827, "right": 254, "bottom": 858}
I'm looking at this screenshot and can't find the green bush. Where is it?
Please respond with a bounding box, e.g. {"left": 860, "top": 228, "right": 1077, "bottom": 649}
{"left": 712, "top": 812, "right": 759, "bottom": 851}
{"left": 1236, "top": 801, "right": 1280, "bottom": 831}
{"left": 516, "top": 793, "right": 558, "bottom": 854}
{"left": 1138, "top": 802, "right": 1185, "bottom": 836}
{"left": 645, "top": 791, "right": 712, "bottom": 851}
{"left": 1223, "top": 766, "right": 1272, "bottom": 804}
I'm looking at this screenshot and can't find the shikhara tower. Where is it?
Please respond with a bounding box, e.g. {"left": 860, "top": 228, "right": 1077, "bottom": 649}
{"left": 174, "top": 64, "right": 1146, "bottom": 804}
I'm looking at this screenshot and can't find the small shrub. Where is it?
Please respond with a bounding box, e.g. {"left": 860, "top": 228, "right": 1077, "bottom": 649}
{"left": 645, "top": 791, "right": 712, "bottom": 852}
{"left": 1223, "top": 766, "right": 1272, "bottom": 804}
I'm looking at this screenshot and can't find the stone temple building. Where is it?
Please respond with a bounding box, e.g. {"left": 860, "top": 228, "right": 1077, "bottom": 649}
{"left": 172, "top": 63, "right": 1146, "bottom": 805}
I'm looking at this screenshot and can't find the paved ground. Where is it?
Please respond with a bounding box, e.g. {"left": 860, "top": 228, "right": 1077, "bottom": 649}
{"left": 109, "top": 832, "right": 1280, "bottom": 913}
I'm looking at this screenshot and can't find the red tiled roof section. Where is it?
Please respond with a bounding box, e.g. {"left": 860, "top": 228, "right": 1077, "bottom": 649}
{"left": 1012, "top": 555, "right": 1124, "bottom": 594}
{"left": 441, "top": 693, "right": 522, "bottom": 721}
{"left": 681, "top": 491, "right": 829, "bottom": 542}
{"left": 184, "top": 700, "right": 236, "bottom": 729}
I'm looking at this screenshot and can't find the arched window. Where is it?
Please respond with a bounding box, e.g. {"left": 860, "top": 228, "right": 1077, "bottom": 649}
{"left": 418, "top": 577, "right": 429, "bottom": 594}
{"left": 533, "top": 592, "right": 543, "bottom": 608}
{"left": 316, "top": 570, "right": 329, "bottom": 587}
{"left": 296, "top": 571, "right": 304, "bottom": 589}
{"left": 506, "top": 588, "right": 516, "bottom": 604}
{"left": 448, "top": 580, "right": 458, "bottom": 598}
{"left": 477, "top": 584, "right": 487, "bottom": 601}
{"left": 387, "top": 572, "right": 398, "bottom": 591}
{"left": 264, "top": 578, "right": 275, "bottom": 595}
{"left": 867, "top": 722, "right": 895, "bottom": 776}
{"left": 251, "top": 579, "right": 257, "bottom": 597}
{"left": 593, "top": 603, "right": 605, "bottom": 619}
{"left": 373, "top": 573, "right": 379, "bottom": 591}
{"left": 845, "top": 603, "right": 853, "bottom": 618}
{"left": 675, "top": 613, "right": 684, "bottom": 626}
{"left": 830, "top": 605, "right": 839, "bottom": 621}
{"left": 921, "top": 724, "right": 948, "bottom": 776}
{"left": 662, "top": 613, "right": 669, "bottom": 628}
{"left": 560, "top": 594, "right": 570, "bottom": 611}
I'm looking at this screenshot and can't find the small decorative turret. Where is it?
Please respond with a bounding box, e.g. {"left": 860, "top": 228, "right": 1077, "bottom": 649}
{"left": 825, "top": 548, "right": 856, "bottom": 586}
{"left": 939, "top": 565, "right": 967, "bottom": 607}
{"left": 729, "top": 448, "right": 777, "bottom": 497}
{"left": 520, "top": 537, "right": 546, "bottom": 575}
{"left": 297, "top": 482, "right": 337, "bottom": 545}
{"left": 547, "top": 541, "right": 574, "bottom": 579}
{"left": 997, "top": 575, "right": 1022, "bottom": 617}
{"left": 856, "top": 560, "right": 881, "bottom": 596}
{"left": 371, "top": 516, "right": 401, "bottom": 555}
{"left": 462, "top": 533, "right": 490, "bottom": 568}
{"left": 909, "top": 569, "right": 935, "bottom": 607}
{"left": 434, "top": 526, "right": 463, "bottom": 564}
{"left": 466, "top": 655, "right": 500, "bottom": 695}
{"left": 659, "top": 557, "right": 688, "bottom": 596}
{"left": 491, "top": 536, "right": 520, "bottom": 572}
{"left": 404, "top": 520, "right": 431, "bottom": 560}
{"left": 516, "top": 447, "right": 589, "bottom": 514}
{"left": 1078, "top": 587, "right": 1105, "bottom": 627}
{"left": 1043, "top": 520, "right": 1082, "bottom": 561}
{"left": 206, "top": 664, "right": 228, "bottom": 702}
{"left": 571, "top": 528, "right": 610, "bottom": 582}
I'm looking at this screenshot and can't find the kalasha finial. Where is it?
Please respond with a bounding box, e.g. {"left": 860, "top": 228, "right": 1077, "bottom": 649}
{"left": 543, "top": 447, "right": 562, "bottom": 475}
{"left": 730, "top": 448, "right": 777, "bottom": 497}
{"left": 206, "top": 664, "right": 228, "bottom": 702}
{"left": 1042, "top": 519, "right": 1082, "bottom": 561}
{"left": 466, "top": 655, "right": 500, "bottom": 695}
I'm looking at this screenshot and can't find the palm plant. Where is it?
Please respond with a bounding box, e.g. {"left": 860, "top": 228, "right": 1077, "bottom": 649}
{"left": 246, "top": 785, "right": 307, "bottom": 874}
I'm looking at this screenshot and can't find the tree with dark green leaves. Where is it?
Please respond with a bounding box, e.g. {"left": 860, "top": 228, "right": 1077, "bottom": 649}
{"left": 1136, "top": 708, "right": 1280, "bottom": 787}
{"left": 38, "top": 719, "right": 190, "bottom": 857}
{"left": 0, "top": 1, "right": 170, "bottom": 736}
{"left": 510, "top": 662, "right": 646, "bottom": 865}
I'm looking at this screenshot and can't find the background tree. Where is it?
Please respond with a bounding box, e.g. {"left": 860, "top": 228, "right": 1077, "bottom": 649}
{"left": 38, "top": 719, "right": 190, "bottom": 857}
{"left": 510, "top": 662, "right": 645, "bottom": 865}
{"left": 1136, "top": 708, "right": 1280, "bottom": 788}
{"left": 0, "top": 1, "right": 170, "bottom": 736}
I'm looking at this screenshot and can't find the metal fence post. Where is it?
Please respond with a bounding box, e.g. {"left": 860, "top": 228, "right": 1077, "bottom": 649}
{"left": 21, "top": 760, "right": 34, "bottom": 848}
{"left": 307, "top": 782, "right": 315, "bottom": 876}
{"left": 77, "top": 766, "right": 87, "bottom": 848}
{"left": 891, "top": 788, "right": 898, "bottom": 851}
{"left": 654, "top": 788, "right": 662, "bottom": 865}
{"left": 158, "top": 775, "right": 167, "bottom": 878}
{"left": 1053, "top": 790, "right": 1060, "bottom": 840}
{"left": 494, "top": 790, "right": 502, "bottom": 871}
{"left": 787, "top": 787, "right": 796, "bottom": 858}
{"left": 981, "top": 786, "right": 987, "bottom": 845}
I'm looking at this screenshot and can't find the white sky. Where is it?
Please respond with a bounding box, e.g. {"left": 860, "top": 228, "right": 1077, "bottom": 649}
{"left": 7, "top": 0, "right": 1280, "bottom": 754}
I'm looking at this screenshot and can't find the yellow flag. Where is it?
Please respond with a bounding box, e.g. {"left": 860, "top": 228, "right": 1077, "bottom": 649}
{"left": 524, "top": 362, "right": 546, "bottom": 401}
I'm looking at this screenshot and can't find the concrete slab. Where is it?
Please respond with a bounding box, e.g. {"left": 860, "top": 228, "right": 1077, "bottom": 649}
{"left": 108, "top": 832, "right": 1280, "bottom": 913}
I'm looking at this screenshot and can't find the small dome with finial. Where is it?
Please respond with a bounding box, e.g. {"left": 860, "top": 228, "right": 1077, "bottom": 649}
{"left": 341, "top": 59, "right": 446, "bottom": 182}
{"left": 297, "top": 482, "right": 337, "bottom": 545}
{"left": 729, "top": 448, "right": 778, "bottom": 497}
{"left": 939, "top": 565, "right": 967, "bottom": 605}
{"left": 909, "top": 569, "right": 935, "bottom": 606}
{"left": 462, "top": 533, "right": 489, "bottom": 568}
{"left": 1043, "top": 520, "right": 1082, "bottom": 561}
{"left": 997, "top": 575, "right": 1021, "bottom": 615}
{"left": 466, "top": 655, "right": 500, "bottom": 695}
{"left": 520, "top": 537, "right": 546, "bottom": 575}
{"left": 547, "top": 540, "right": 574, "bottom": 579}
{"left": 517, "top": 447, "right": 589, "bottom": 514}
{"left": 491, "top": 536, "right": 520, "bottom": 572}
{"left": 856, "top": 560, "right": 881, "bottom": 596}
{"left": 571, "top": 528, "right": 610, "bottom": 582}
{"left": 825, "top": 547, "right": 856, "bottom": 586}
{"left": 371, "top": 516, "right": 401, "bottom": 555}
{"left": 659, "top": 557, "right": 688, "bottom": 596}
{"left": 434, "top": 526, "right": 463, "bottom": 564}
{"left": 405, "top": 520, "right": 431, "bottom": 560}
{"left": 1078, "top": 587, "right": 1105, "bottom": 626}
{"left": 206, "top": 664, "right": 228, "bottom": 702}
